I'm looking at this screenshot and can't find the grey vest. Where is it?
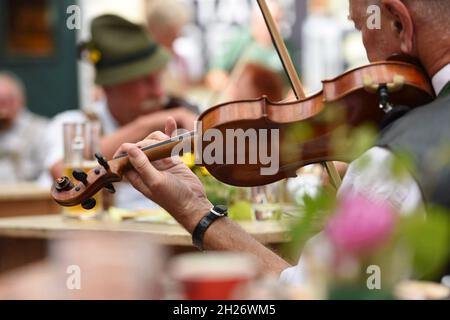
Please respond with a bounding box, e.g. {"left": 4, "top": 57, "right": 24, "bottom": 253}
{"left": 377, "top": 82, "right": 450, "bottom": 209}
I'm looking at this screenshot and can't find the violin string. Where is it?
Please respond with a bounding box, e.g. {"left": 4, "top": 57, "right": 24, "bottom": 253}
{"left": 112, "top": 131, "right": 195, "bottom": 160}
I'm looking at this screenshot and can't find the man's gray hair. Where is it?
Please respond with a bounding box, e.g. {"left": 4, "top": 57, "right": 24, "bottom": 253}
{"left": 365, "top": 0, "right": 450, "bottom": 16}
{"left": 146, "top": 0, "right": 192, "bottom": 30}
{"left": 363, "top": 0, "right": 450, "bottom": 33}
{"left": 402, "top": 0, "right": 450, "bottom": 23}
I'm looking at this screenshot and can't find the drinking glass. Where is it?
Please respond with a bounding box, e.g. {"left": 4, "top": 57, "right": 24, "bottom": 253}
{"left": 62, "top": 121, "right": 103, "bottom": 219}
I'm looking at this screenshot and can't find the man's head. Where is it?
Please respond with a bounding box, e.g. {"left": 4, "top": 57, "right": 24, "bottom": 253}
{"left": 349, "top": 0, "right": 450, "bottom": 76}
{"left": 146, "top": 0, "right": 191, "bottom": 52}
{"left": 309, "top": 0, "right": 330, "bottom": 15}
{"left": 228, "top": 63, "right": 283, "bottom": 102}
{"left": 86, "top": 15, "right": 171, "bottom": 125}
{"left": 0, "top": 72, "right": 26, "bottom": 130}
{"left": 103, "top": 71, "right": 168, "bottom": 125}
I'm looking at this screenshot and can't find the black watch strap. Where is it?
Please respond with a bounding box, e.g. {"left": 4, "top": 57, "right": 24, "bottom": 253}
{"left": 192, "top": 205, "right": 228, "bottom": 251}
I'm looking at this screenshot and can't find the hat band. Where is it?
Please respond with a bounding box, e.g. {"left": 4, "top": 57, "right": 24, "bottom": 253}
{"left": 96, "top": 45, "right": 158, "bottom": 69}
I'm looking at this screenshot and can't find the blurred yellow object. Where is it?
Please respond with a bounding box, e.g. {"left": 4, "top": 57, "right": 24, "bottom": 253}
{"left": 181, "top": 152, "right": 211, "bottom": 176}
{"left": 181, "top": 152, "right": 196, "bottom": 168}
{"left": 228, "top": 201, "right": 255, "bottom": 222}
{"left": 200, "top": 166, "right": 212, "bottom": 176}
{"left": 109, "top": 207, "right": 139, "bottom": 221}
{"left": 89, "top": 49, "right": 102, "bottom": 64}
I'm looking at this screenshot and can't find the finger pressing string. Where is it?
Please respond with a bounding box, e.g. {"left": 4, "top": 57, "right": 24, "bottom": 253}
{"left": 145, "top": 130, "right": 168, "bottom": 141}
{"left": 113, "top": 142, "right": 135, "bottom": 158}
{"left": 165, "top": 116, "right": 177, "bottom": 137}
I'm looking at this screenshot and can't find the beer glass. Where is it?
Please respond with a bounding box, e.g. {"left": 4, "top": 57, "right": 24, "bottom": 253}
{"left": 62, "top": 121, "right": 103, "bottom": 219}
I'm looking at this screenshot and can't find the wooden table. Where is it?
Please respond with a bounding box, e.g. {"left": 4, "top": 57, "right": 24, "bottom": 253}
{"left": 0, "top": 214, "right": 291, "bottom": 274}
{"left": 0, "top": 184, "right": 61, "bottom": 217}
{"left": 0, "top": 214, "right": 290, "bottom": 245}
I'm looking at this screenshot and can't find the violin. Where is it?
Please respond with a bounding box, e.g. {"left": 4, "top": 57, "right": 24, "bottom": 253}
{"left": 51, "top": 59, "right": 434, "bottom": 208}
{"left": 51, "top": 1, "right": 435, "bottom": 209}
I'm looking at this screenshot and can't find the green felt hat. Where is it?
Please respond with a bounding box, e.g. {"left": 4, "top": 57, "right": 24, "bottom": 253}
{"left": 88, "top": 14, "right": 171, "bottom": 86}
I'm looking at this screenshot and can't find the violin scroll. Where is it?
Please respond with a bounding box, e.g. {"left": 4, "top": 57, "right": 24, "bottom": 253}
{"left": 51, "top": 155, "right": 122, "bottom": 208}
{"left": 51, "top": 134, "right": 191, "bottom": 208}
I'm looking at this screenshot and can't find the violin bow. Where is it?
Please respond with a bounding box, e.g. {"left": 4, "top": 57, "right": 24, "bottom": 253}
{"left": 256, "top": 0, "right": 342, "bottom": 189}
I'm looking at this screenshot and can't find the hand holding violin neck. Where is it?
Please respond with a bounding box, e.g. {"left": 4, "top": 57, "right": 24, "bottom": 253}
{"left": 110, "top": 132, "right": 194, "bottom": 175}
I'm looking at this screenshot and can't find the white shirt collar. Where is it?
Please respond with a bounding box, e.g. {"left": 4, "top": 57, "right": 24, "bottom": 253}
{"left": 432, "top": 63, "right": 450, "bottom": 95}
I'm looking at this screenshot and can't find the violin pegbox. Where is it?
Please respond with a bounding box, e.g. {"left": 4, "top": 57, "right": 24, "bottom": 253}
{"left": 51, "top": 159, "right": 121, "bottom": 209}
{"left": 94, "top": 153, "right": 116, "bottom": 193}
{"left": 95, "top": 152, "right": 110, "bottom": 171}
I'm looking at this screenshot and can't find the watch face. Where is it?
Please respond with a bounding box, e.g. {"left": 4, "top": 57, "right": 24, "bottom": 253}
{"left": 214, "top": 205, "right": 228, "bottom": 215}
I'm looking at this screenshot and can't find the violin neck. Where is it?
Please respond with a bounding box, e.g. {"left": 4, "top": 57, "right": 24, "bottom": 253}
{"left": 110, "top": 131, "right": 195, "bottom": 175}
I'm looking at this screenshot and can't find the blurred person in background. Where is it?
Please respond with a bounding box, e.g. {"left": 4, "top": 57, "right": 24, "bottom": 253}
{"left": 225, "top": 62, "right": 284, "bottom": 102}
{"left": 146, "top": 0, "right": 193, "bottom": 96}
{"left": 0, "top": 72, "right": 48, "bottom": 183}
{"left": 45, "top": 15, "right": 198, "bottom": 210}
{"left": 301, "top": 0, "right": 345, "bottom": 93}
{"left": 205, "top": 0, "right": 285, "bottom": 93}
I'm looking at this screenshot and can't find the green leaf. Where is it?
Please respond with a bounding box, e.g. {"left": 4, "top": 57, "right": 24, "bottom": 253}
{"left": 283, "top": 187, "right": 336, "bottom": 258}
{"left": 397, "top": 208, "right": 450, "bottom": 279}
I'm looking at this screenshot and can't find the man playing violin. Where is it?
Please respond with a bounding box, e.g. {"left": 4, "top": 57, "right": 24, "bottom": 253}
{"left": 115, "top": 0, "right": 450, "bottom": 282}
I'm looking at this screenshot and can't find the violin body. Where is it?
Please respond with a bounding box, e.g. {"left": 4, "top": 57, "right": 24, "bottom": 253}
{"left": 198, "top": 61, "right": 434, "bottom": 187}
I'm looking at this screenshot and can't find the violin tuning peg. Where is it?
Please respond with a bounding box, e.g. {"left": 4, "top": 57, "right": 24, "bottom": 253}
{"left": 104, "top": 184, "right": 116, "bottom": 194}
{"left": 72, "top": 169, "right": 88, "bottom": 185}
{"left": 81, "top": 198, "right": 97, "bottom": 210}
{"left": 55, "top": 176, "right": 74, "bottom": 192}
{"left": 95, "top": 153, "right": 110, "bottom": 171}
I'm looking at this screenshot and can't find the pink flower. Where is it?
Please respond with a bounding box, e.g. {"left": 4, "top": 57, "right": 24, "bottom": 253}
{"left": 325, "top": 194, "right": 396, "bottom": 256}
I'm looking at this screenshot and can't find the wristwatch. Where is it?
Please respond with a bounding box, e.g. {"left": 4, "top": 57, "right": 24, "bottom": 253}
{"left": 192, "top": 205, "right": 228, "bottom": 251}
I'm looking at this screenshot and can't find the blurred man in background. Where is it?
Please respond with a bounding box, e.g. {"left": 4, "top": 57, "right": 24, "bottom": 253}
{"left": 0, "top": 72, "right": 48, "bottom": 183}
{"left": 226, "top": 62, "right": 284, "bottom": 102}
{"left": 205, "top": 0, "right": 285, "bottom": 93}
{"left": 146, "top": 0, "right": 193, "bottom": 96}
{"left": 45, "top": 15, "right": 198, "bottom": 209}
{"left": 301, "top": 0, "right": 345, "bottom": 93}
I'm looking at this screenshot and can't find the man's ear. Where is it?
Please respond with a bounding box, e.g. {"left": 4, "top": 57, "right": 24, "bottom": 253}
{"left": 381, "top": 0, "right": 415, "bottom": 55}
